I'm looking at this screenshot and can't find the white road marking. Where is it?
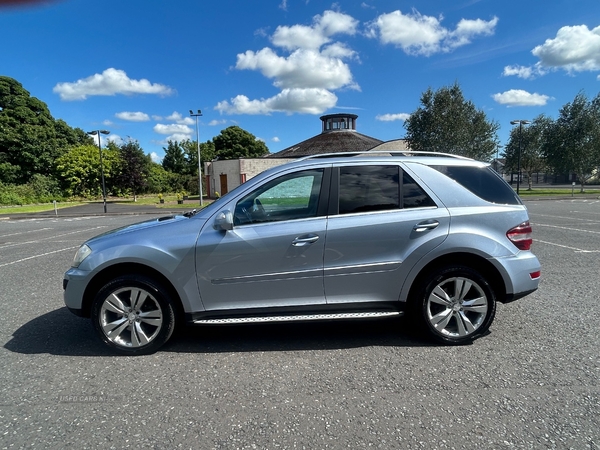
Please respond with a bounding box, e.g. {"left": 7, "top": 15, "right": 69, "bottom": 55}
{"left": 535, "top": 239, "right": 600, "bottom": 253}
{"left": 530, "top": 214, "right": 600, "bottom": 224}
{"left": 0, "top": 246, "right": 79, "bottom": 268}
{"left": 0, "top": 227, "right": 53, "bottom": 237}
{"left": 534, "top": 223, "right": 600, "bottom": 235}
{"left": 0, "top": 227, "right": 106, "bottom": 250}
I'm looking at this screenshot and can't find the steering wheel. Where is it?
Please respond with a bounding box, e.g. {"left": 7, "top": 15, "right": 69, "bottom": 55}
{"left": 253, "top": 198, "right": 266, "bottom": 216}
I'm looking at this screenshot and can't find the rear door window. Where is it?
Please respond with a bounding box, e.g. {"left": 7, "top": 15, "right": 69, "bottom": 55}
{"left": 337, "top": 165, "right": 436, "bottom": 214}
{"left": 339, "top": 165, "right": 399, "bottom": 214}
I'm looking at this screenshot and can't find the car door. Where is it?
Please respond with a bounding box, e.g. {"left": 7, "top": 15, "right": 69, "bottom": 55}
{"left": 195, "top": 167, "right": 330, "bottom": 311}
{"left": 323, "top": 163, "right": 450, "bottom": 304}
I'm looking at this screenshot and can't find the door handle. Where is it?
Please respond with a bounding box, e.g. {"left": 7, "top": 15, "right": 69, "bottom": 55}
{"left": 413, "top": 220, "right": 439, "bottom": 232}
{"left": 292, "top": 234, "right": 319, "bottom": 246}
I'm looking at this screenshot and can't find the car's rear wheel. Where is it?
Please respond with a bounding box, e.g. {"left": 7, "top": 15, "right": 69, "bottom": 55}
{"left": 91, "top": 275, "right": 175, "bottom": 355}
{"left": 415, "top": 265, "right": 496, "bottom": 344}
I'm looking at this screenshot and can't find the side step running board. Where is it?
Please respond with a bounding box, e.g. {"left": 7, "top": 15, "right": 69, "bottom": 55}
{"left": 194, "top": 310, "right": 403, "bottom": 325}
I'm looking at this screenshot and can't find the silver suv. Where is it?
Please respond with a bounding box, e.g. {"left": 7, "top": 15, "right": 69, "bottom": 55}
{"left": 63, "top": 152, "right": 541, "bottom": 354}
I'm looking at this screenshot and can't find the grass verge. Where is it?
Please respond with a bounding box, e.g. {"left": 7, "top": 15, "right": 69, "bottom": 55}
{"left": 0, "top": 201, "right": 87, "bottom": 214}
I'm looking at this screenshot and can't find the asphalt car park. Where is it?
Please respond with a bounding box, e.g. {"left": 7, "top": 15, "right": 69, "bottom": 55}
{"left": 1, "top": 199, "right": 599, "bottom": 449}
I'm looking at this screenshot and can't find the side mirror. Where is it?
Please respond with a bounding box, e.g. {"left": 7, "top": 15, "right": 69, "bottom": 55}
{"left": 213, "top": 210, "right": 234, "bottom": 231}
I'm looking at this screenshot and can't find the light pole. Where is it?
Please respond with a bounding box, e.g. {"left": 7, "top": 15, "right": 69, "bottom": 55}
{"left": 510, "top": 120, "right": 530, "bottom": 195}
{"left": 87, "top": 130, "right": 110, "bottom": 213}
{"left": 189, "top": 109, "right": 203, "bottom": 207}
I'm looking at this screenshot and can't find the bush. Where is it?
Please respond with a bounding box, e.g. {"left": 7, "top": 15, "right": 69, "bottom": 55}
{"left": 0, "top": 176, "right": 66, "bottom": 206}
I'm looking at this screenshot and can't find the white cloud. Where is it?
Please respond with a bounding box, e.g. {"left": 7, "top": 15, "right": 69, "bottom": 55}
{"left": 150, "top": 152, "right": 161, "bottom": 163}
{"left": 366, "top": 9, "right": 497, "bottom": 56}
{"left": 376, "top": 113, "right": 411, "bottom": 122}
{"left": 208, "top": 119, "right": 227, "bottom": 126}
{"left": 115, "top": 111, "right": 150, "bottom": 122}
{"left": 215, "top": 88, "right": 338, "bottom": 115}
{"left": 166, "top": 133, "right": 191, "bottom": 143}
{"left": 53, "top": 68, "right": 174, "bottom": 101}
{"left": 166, "top": 111, "right": 195, "bottom": 125}
{"left": 532, "top": 25, "right": 600, "bottom": 73}
{"left": 236, "top": 47, "right": 358, "bottom": 91}
{"left": 492, "top": 89, "right": 552, "bottom": 107}
{"left": 504, "top": 25, "right": 600, "bottom": 79}
{"left": 502, "top": 65, "right": 539, "bottom": 79}
{"left": 272, "top": 136, "right": 280, "bottom": 142}
{"left": 271, "top": 10, "right": 358, "bottom": 51}
{"left": 218, "top": 10, "right": 359, "bottom": 116}
{"left": 153, "top": 123, "right": 193, "bottom": 135}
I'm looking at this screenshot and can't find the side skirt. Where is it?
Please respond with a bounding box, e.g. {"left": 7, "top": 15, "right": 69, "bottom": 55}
{"left": 186, "top": 302, "right": 404, "bottom": 326}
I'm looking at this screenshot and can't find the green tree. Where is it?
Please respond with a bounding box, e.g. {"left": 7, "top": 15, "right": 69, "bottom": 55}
{"left": 146, "top": 162, "right": 172, "bottom": 194}
{"left": 162, "top": 140, "right": 186, "bottom": 173}
{"left": 55, "top": 144, "right": 121, "bottom": 198}
{"left": 0, "top": 76, "right": 92, "bottom": 184}
{"left": 115, "top": 140, "right": 151, "bottom": 200}
{"left": 182, "top": 139, "right": 215, "bottom": 174}
{"left": 543, "top": 92, "right": 600, "bottom": 192}
{"left": 213, "top": 126, "right": 269, "bottom": 160}
{"left": 161, "top": 140, "right": 188, "bottom": 191}
{"left": 182, "top": 139, "right": 215, "bottom": 195}
{"left": 504, "top": 116, "right": 551, "bottom": 190}
{"left": 404, "top": 82, "right": 499, "bottom": 161}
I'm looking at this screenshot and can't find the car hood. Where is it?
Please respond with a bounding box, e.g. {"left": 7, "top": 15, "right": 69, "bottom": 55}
{"left": 85, "top": 214, "right": 202, "bottom": 246}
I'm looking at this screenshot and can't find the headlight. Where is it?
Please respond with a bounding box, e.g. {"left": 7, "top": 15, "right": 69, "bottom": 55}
{"left": 72, "top": 244, "right": 92, "bottom": 268}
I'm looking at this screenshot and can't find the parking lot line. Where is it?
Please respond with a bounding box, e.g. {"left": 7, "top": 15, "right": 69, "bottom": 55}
{"left": 0, "top": 246, "right": 79, "bottom": 268}
{"left": 534, "top": 239, "right": 600, "bottom": 253}
{"left": 534, "top": 223, "right": 600, "bottom": 235}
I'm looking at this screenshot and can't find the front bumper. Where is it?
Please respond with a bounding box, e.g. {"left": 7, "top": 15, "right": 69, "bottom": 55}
{"left": 63, "top": 267, "right": 92, "bottom": 317}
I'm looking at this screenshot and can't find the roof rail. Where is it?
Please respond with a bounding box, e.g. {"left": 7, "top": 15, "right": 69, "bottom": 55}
{"left": 296, "top": 151, "right": 473, "bottom": 161}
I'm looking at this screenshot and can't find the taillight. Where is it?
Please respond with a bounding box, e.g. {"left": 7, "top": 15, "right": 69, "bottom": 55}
{"left": 507, "top": 221, "right": 533, "bottom": 251}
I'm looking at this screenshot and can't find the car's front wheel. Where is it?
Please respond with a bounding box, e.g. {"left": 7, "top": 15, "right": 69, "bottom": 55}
{"left": 415, "top": 265, "right": 496, "bottom": 345}
{"left": 91, "top": 275, "right": 176, "bottom": 355}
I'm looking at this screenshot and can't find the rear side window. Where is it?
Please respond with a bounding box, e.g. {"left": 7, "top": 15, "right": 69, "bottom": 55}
{"left": 339, "top": 166, "right": 399, "bottom": 214}
{"left": 403, "top": 172, "right": 437, "bottom": 208}
{"left": 431, "top": 165, "right": 521, "bottom": 205}
{"left": 338, "top": 165, "right": 436, "bottom": 214}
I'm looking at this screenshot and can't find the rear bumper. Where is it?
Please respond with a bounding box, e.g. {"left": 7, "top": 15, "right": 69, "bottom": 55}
{"left": 501, "top": 288, "right": 538, "bottom": 304}
{"left": 493, "top": 251, "right": 541, "bottom": 303}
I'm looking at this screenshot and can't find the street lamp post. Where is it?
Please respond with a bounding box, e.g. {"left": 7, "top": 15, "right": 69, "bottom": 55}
{"left": 510, "top": 120, "right": 530, "bottom": 195}
{"left": 189, "top": 110, "right": 203, "bottom": 207}
{"left": 87, "top": 130, "right": 110, "bottom": 213}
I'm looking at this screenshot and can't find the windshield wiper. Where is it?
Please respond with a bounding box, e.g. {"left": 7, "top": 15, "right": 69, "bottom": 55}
{"left": 183, "top": 209, "right": 198, "bottom": 218}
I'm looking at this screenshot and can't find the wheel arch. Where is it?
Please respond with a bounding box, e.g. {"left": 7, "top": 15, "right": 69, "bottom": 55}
{"left": 403, "top": 252, "right": 507, "bottom": 306}
{"left": 81, "top": 263, "right": 185, "bottom": 325}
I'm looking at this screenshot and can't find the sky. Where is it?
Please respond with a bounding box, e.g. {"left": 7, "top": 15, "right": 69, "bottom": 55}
{"left": 2, "top": 0, "right": 599, "bottom": 162}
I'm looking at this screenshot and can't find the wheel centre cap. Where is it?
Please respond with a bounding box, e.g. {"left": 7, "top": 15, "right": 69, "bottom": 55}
{"left": 128, "top": 312, "right": 136, "bottom": 321}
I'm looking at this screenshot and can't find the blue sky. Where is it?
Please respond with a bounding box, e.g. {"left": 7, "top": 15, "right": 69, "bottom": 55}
{"left": 2, "top": 0, "right": 599, "bottom": 162}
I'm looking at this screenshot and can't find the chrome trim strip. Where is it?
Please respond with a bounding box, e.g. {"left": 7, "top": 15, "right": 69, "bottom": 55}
{"left": 194, "top": 311, "right": 402, "bottom": 324}
{"left": 212, "top": 261, "right": 402, "bottom": 285}
{"left": 324, "top": 260, "right": 402, "bottom": 275}
{"left": 211, "top": 268, "right": 322, "bottom": 285}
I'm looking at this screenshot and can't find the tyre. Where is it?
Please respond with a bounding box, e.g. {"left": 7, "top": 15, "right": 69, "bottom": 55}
{"left": 414, "top": 265, "right": 496, "bottom": 345}
{"left": 91, "top": 275, "right": 176, "bottom": 355}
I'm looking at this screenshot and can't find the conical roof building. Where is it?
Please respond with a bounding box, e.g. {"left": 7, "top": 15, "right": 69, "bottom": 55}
{"left": 268, "top": 113, "right": 383, "bottom": 158}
